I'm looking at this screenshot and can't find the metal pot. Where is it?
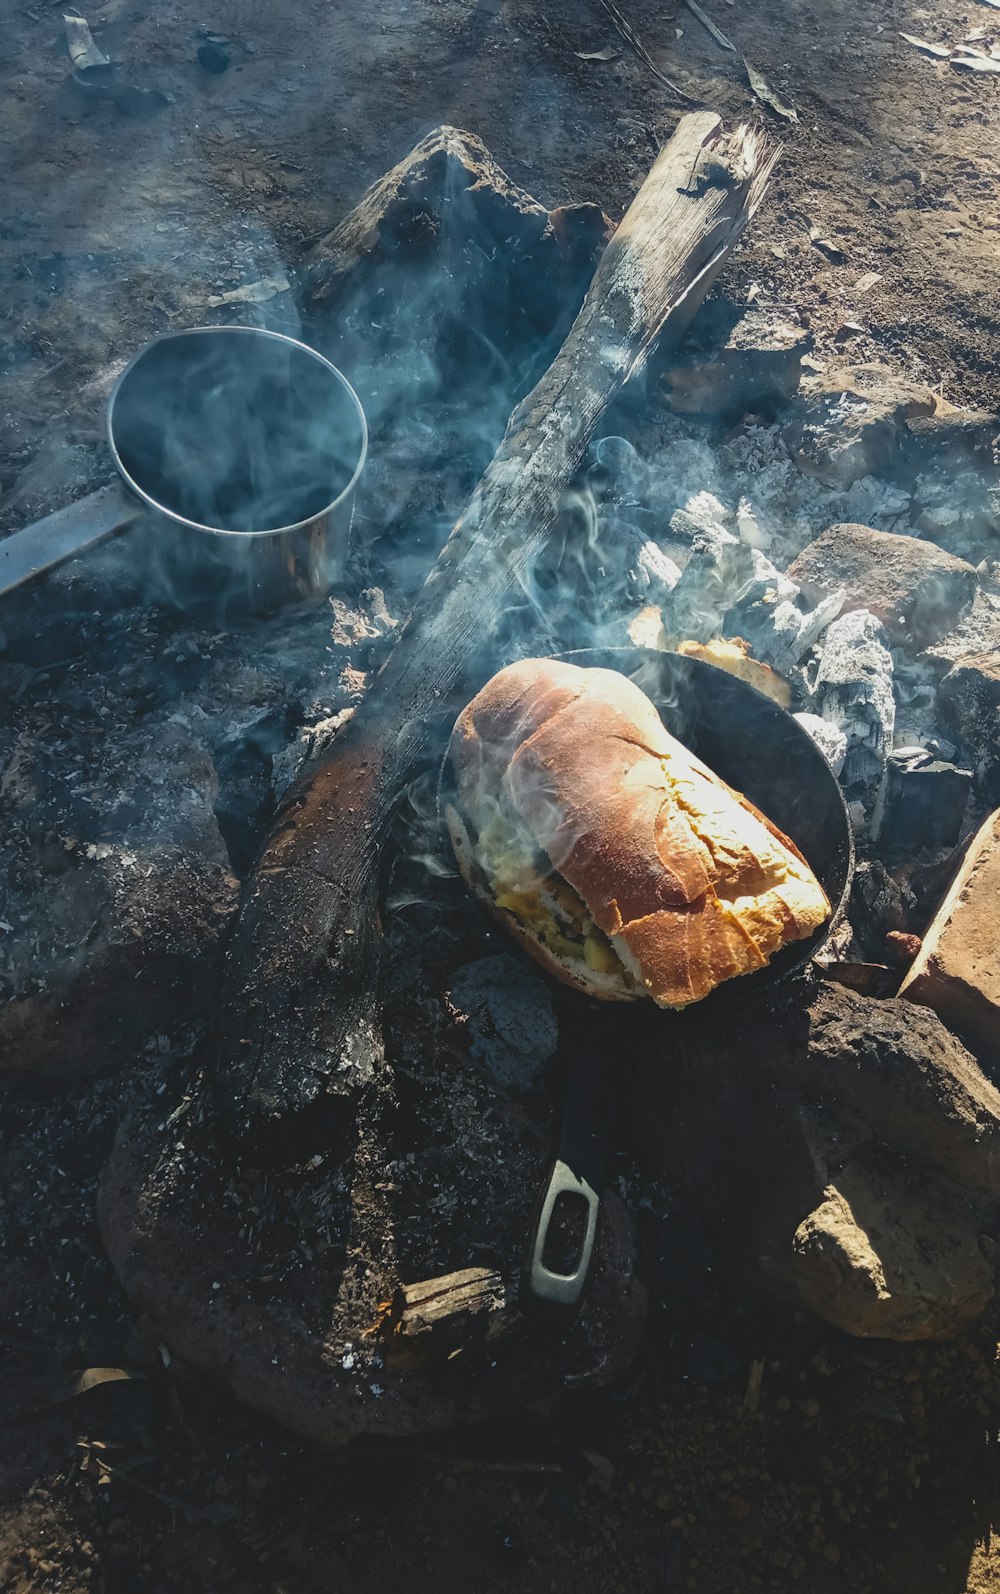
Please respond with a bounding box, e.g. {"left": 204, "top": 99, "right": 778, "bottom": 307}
{"left": 0, "top": 326, "right": 368, "bottom": 618}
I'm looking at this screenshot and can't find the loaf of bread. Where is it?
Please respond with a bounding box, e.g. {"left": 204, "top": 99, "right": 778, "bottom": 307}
{"left": 445, "top": 658, "right": 830, "bottom": 1008}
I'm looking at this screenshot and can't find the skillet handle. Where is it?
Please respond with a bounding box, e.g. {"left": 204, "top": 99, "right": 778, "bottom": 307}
{"left": 0, "top": 481, "right": 142, "bottom": 598}
{"left": 524, "top": 1046, "right": 621, "bottom": 1311}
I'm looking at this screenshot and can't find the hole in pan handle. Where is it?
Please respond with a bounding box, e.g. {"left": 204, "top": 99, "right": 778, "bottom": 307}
{"left": 524, "top": 1046, "right": 623, "bottom": 1311}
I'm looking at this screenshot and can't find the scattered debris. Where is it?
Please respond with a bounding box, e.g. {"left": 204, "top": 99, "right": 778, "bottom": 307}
{"left": 595, "top": 0, "right": 700, "bottom": 102}
{"left": 575, "top": 44, "right": 620, "bottom": 61}
{"left": 901, "top": 29, "right": 1000, "bottom": 72}
{"left": 682, "top": 0, "right": 736, "bottom": 52}
{"left": 0, "top": 1366, "right": 142, "bottom": 1425}
{"left": 854, "top": 271, "right": 882, "bottom": 293}
{"left": 809, "top": 223, "right": 847, "bottom": 264}
{"left": 744, "top": 57, "right": 798, "bottom": 121}
{"left": 205, "top": 273, "right": 291, "bottom": 308}
{"left": 899, "top": 33, "right": 952, "bottom": 59}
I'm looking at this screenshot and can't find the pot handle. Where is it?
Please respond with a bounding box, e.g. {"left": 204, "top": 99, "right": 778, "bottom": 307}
{"left": 524, "top": 1047, "right": 620, "bottom": 1311}
{"left": 0, "top": 481, "right": 143, "bottom": 598}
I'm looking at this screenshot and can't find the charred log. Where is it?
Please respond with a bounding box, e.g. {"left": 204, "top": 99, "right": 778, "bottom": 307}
{"left": 215, "top": 115, "right": 781, "bottom": 1151}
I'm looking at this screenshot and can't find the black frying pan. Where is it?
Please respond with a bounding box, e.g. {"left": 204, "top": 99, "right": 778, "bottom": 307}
{"left": 439, "top": 648, "right": 854, "bottom": 1312}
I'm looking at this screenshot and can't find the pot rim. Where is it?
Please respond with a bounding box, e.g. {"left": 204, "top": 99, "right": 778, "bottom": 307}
{"left": 106, "top": 324, "right": 368, "bottom": 540}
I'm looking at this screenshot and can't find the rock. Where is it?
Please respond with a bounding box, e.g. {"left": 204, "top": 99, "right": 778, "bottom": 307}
{"left": 870, "top": 748, "right": 972, "bottom": 855}
{"left": 787, "top": 523, "right": 978, "bottom": 648}
{"left": 99, "top": 1059, "right": 646, "bottom": 1443}
{"left": 449, "top": 955, "right": 557, "bottom": 1091}
{"left": 786, "top": 1148, "right": 995, "bottom": 1341}
{"left": 937, "top": 651, "right": 1000, "bottom": 802}
{"left": 626, "top": 981, "right": 1000, "bottom": 1339}
{"left": 794, "top": 712, "right": 847, "bottom": 776}
{"left": 661, "top": 299, "right": 811, "bottom": 420}
{"left": 787, "top": 369, "right": 937, "bottom": 488}
{"left": 303, "top": 126, "right": 576, "bottom": 358}
{"left": 811, "top": 610, "right": 894, "bottom": 793}
{"left": 899, "top": 806, "right": 1000, "bottom": 1058}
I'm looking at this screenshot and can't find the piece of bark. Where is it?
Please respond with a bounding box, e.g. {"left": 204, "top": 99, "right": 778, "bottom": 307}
{"left": 384, "top": 1268, "right": 513, "bottom": 1370}
{"left": 215, "top": 115, "right": 781, "bottom": 1150}
{"left": 899, "top": 806, "right": 1000, "bottom": 1058}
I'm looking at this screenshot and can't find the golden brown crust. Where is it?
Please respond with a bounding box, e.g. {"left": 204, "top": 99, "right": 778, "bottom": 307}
{"left": 450, "top": 659, "right": 830, "bottom": 1008}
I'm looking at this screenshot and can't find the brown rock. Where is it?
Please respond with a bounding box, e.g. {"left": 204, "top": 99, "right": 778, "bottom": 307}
{"left": 787, "top": 369, "right": 936, "bottom": 487}
{"left": 787, "top": 523, "right": 978, "bottom": 647}
{"left": 899, "top": 807, "right": 1000, "bottom": 1057}
{"left": 303, "top": 125, "right": 568, "bottom": 338}
{"left": 786, "top": 1148, "right": 995, "bottom": 1341}
{"left": 626, "top": 980, "right": 1000, "bottom": 1338}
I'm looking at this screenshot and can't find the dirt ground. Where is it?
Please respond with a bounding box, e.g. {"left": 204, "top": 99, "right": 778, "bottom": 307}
{"left": 3, "top": 0, "right": 1000, "bottom": 1591}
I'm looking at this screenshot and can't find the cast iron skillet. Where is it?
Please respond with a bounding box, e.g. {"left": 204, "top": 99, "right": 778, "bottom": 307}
{"left": 439, "top": 647, "right": 854, "bottom": 1312}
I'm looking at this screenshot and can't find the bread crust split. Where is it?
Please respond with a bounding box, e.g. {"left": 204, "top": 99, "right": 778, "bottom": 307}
{"left": 448, "top": 659, "right": 830, "bottom": 1009}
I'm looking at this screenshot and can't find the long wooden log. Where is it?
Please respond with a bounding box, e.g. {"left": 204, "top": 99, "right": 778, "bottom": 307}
{"left": 215, "top": 115, "right": 780, "bottom": 1148}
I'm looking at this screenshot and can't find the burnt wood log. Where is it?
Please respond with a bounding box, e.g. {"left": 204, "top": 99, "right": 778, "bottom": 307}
{"left": 215, "top": 114, "right": 780, "bottom": 1148}
{"left": 383, "top": 1268, "right": 514, "bottom": 1370}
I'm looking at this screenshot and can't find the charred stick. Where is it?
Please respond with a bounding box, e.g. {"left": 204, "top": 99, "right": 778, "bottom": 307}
{"left": 215, "top": 114, "right": 780, "bottom": 1149}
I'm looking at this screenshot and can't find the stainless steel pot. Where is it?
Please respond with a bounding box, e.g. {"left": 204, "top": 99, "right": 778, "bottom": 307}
{"left": 0, "top": 326, "right": 368, "bottom": 617}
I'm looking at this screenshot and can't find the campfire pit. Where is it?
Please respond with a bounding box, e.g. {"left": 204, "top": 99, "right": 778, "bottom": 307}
{"left": 4, "top": 111, "right": 1000, "bottom": 1456}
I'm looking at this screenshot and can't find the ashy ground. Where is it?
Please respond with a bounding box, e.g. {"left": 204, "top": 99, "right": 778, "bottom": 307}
{"left": 2, "top": 1, "right": 1000, "bottom": 1591}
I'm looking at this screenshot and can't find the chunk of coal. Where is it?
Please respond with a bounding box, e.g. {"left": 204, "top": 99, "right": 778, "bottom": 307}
{"left": 661, "top": 521, "right": 755, "bottom": 644}
{"left": 812, "top": 609, "right": 895, "bottom": 795}
{"left": 449, "top": 955, "right": 557, "bottom": 1090}
{"left": 938, "top": 650, "right": 1000, "bottom": 802}
{"left": 871, "top": 748, "right": 972, "bottom": 854}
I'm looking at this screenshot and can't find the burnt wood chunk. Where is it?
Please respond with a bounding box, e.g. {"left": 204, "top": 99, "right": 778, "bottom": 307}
{"left": 384, "top": 1268, "right": 512, "bottom": 1370}
{"left": 214, "top": 115, "right": 781, "bottom": 1148}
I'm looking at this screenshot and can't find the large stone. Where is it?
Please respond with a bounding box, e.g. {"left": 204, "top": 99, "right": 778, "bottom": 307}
{"left": 937, "top": 651, "right": 1000, "bottom": 802}
{"left": 785, "top": 1148, "right": 995, "bottom": 1341}
{"left": 899, "top": 807, "right": 1000, "bottom": 1058}
{"left": 661, "top": 298, "right": 811, "bottom": 419}
{"left": 99, "top": 1065, "right": 646, "bottom": 1444}
{"left": 626, "top": 981, "right": 1000, "bottom": 1339}
{"left": 787, "top": 523, "right": 978, "bottom": 647}
{"left": 812, "top": 609, "right": 894, "bottom": 792}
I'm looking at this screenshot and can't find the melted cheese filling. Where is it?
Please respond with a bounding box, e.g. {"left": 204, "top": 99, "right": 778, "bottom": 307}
{"left": 474, "top": 802, "right": 627, "bottom": 978}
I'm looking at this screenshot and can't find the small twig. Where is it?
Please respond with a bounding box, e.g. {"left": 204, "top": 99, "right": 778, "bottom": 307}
{"left": 595, "top": 0, "right": 702, "bottom": 103}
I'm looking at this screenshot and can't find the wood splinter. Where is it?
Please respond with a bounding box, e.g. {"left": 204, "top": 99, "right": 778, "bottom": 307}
{"left": 383, "top": 1267, "right": 513, "bottom": 1369}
